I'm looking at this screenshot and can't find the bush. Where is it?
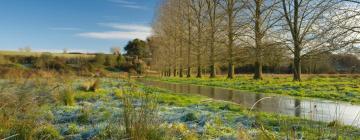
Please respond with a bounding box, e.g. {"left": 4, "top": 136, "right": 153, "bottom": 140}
{"left": 105, "top": 55, "right": 117, "bottom": 67}
{"left": 0, "top": 55, "right": 10, "bottom": 64}
{"left": 32, "top": 124, "right": 61, "bottom": 140}
{"left": 94, "top": 53, "right": 106, "bottom": 66}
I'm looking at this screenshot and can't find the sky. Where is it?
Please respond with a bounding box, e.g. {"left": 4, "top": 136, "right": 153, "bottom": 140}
{"left": 0, "top": 0, "right": 160, "bottom": 53}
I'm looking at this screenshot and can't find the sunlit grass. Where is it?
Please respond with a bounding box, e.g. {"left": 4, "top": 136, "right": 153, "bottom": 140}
{"left": 148, "top": 74, "right": 360, "bottom": 104}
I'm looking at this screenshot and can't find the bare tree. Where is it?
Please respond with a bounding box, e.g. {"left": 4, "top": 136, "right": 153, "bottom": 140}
{"left": 205, "top": 0, "right": 220, "bottom": 78}
{"left": 190, "top": 0, "right": 206, "bottom": 78}
{"left": 186, "top": 0, "right": 193, "bottom": 78}
{"left": 245, "top": 0, "right": 282, "bottom": 80}
{"left": 111, "top": 47, "right": 121, "bottom": 55}
{"left": 220, "top": 0, "right": 243, "bottom": 79}
{"left": 280, "top": 0, "right": 358, "bottom": 81}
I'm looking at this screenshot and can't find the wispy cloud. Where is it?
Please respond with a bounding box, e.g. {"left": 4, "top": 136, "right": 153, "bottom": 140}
{"left": 122, "top": 5, "right": 147, "bottom": 10}
{"left": 78, "top": 31, "right": 151, "bottom": 40}
{"left": 108, "top": 0, "right": 147, "bottom": 10}
{"left": 77, "top": 23, "right": 152, "bottom": 40}
{"left": 108, "top": 0, "right": 135, "bottom": 5}
{"left": 99, "top": 23, "right": 152, "bottom": 32}
{"left": 49, "top": 27, "right": 80, "bottom": 31}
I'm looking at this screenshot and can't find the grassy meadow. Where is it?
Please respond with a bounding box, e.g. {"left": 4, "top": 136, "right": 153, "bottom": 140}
{"left": 148, "top": 74, "right": 360, "bottom": 104}
{"left": 2, "top": 0, "right": 360, "bottom": 139}
{"left": 0, "top": 51, "right": 359, "bottom": 139}
{"left": 0, "top": 51, "right": 95, "bottom": 58}
{"left": 0, "top": 76, "right": 359, "bottom": 139}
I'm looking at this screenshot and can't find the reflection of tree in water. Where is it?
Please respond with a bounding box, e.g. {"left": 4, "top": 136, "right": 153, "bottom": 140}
{"left": 210, "top": 88, "right": 215, "bottom": 98}
{"left": 187, "top": 85, "right": 190, "bottom": 93}
{"left": 172, "top": 84, "right": 177, "bottom": 92}
{"left": 197, "top": 86, "right": 201, "bottom": 96}
{"left": 180, "top": 85, "right": 184, "bottom": 93}
{"left": 255, "top": 94, "right": 263, "bottom": 108}
{"left": 295, "top": 99, "right": 301, "bottom": 117}
{"left": 227, "top": 90, "right": 234, "bottom": 101}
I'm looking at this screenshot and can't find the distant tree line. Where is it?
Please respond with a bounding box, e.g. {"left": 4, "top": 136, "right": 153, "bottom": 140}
{"left": 0, "top": 39, "right": 153, "bottom": 77}
{"left": 150, "top": 0, "right": 360, "bottom": 81}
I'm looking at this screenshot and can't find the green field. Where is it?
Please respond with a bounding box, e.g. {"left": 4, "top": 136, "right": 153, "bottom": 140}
{"left": 0, "top": 51, "right": 95, "bottom": 58}
{"left": 147, "top": 74, "right": 360, "bottom": 104}
{"left": 1, "top": 77, "right": 359, "bottom": 139}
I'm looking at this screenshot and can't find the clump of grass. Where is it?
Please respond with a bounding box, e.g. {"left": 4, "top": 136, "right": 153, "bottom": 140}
{"left": 166, "top": 123, "right": 199, "bottom": 139}
{"left": 80, "top": 79, "right": 101, "bottom": 92}
{"left": 181, "top": 112, "right": 198, "bottom": 122}
{"left": 60, "top": 87, "right": 75, "bottom": 106}
{"left": 66, "top": 123, "right": 80, "bottom": 135}
{"left": 113, "top": 89, "right": 124, "bottom": 99}
{"left": 122, "top": 87, "right": 161, "bottom": 139}
{"left": 90, "top": 79, "right": 101, "bottom": 91}
{"left": 32, "top": 124, "right": 62, "bottom": 140}
{"left": 78, "top": 106, "right": 91, "bottom": 124}
{"left": 237, "top": 128, "right": 251, "bottom": 140}
{"left": 98, "top": 84, "right": 168, "bottom": 139}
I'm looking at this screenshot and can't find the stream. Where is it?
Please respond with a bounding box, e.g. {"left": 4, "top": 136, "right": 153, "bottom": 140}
{"left": 140, "top": 80, "right": 360, "bottom": 127}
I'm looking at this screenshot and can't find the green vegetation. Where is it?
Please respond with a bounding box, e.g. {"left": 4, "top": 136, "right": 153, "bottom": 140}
{"left": 148, "top": 74, "right": 360, "bottom": 104}
{"left": 0, "top": 40, "right": 153, "bottom": 78}
{"left": 0, "top": 77, "right": 359, "bottom": 139}
{"left": 61, "top": 87, "right": 75, "bottom": 106}
{"left": 0, "top": 50, "right": 95, "bottom": 58}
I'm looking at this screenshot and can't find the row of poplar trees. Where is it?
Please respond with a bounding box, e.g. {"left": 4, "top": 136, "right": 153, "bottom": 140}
{"left": 150, "top": 0, "right": 360, "bottom": 81}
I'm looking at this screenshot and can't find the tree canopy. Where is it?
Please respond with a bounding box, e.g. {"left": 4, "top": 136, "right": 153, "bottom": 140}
{"left": 124, "top": 39, "right": 151, "bottom": 59}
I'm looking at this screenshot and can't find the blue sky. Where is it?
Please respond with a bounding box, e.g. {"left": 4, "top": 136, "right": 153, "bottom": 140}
{"left": 0, "top": 0, "right": 159, "bottom": 53}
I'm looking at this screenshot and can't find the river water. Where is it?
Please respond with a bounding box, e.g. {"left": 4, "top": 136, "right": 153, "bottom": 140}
{"left": 140, "top": 80, "right": 360, "bottom": 127}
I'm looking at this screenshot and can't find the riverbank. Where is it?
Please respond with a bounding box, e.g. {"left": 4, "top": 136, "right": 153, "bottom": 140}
{"left": 146, "top": 74, "right": 360, "bottom": 104}
{"left": 0, "top": 77, "right": 359, "bottom": 139}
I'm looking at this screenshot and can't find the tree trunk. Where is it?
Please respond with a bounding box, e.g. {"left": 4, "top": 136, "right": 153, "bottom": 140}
{"left": 209, "top": 42, "right": 216, "bottom": 78}
{"left": 253, "top": 61, "right": 263, "bottom": 80}
{"left": 253, "top": 0, "right": 263, "bottom": 80}
{"left": 227, "top": 34, "right": 234, "bottom": 79}
{"left": 207, "top": 0, "right": 216, "bottom": 78}
{"left": 187, "top": 66, "right": 191, "bottom": 77}
{"left": 197, "top": 66, "right": 202, "bottom": 78}
{"left": 173, "top": 68, "right": 177, "bottom": 77}
{"left": 196, "top": 54, "right": 202, "bottom": 78}
{"left": 226, "top": 0, "right": 235, "bottom": 79}
{"left": 187, "top": 10, "right": 192, "bottom": 78}
{"left": 168, "top": 68, "right": 171, "bottom": 77}
{"left": 293, "top": 47, "right": 301, "bottom": 81}
{"left": 179, "top": 66, "right": 183, "bottom": 77}
{"left": 179, "top": 41, "right": 184, "bottom": 78}
{"left": 228, "top": 62, "right": 234, "bottom": 79}
{"left": 210, "top": 64, "right": 216, "bottom": 78}
{"left": 186, "top": 45, "right": 191, "bottom": 77}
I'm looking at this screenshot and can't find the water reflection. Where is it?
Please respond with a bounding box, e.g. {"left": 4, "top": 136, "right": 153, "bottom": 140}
{"left": 140, "top": 80, "right": 360, "bottom": 126}
{"left": 295, "top": 99, "right": 301, "bottom": 117}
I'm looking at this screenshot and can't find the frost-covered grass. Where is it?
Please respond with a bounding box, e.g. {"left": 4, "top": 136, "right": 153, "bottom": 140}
{"left": 148, "top": 74, "right": 360, "bottom": 104}
{"left": 0, "top": 77, "right": 359, "bottom": 139}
